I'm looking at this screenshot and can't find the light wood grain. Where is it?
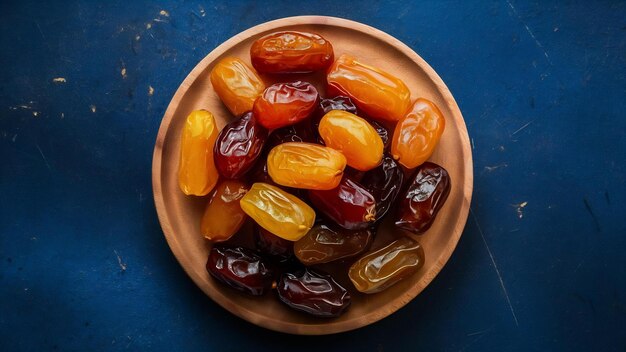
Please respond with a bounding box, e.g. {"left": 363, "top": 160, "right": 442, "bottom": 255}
{"left": 152, "top": 16, "right": 473, "bottom": 335}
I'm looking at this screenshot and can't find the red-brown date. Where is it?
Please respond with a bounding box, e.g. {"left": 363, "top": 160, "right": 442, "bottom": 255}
{"left": 253, "top": 81, "right": 319, "bottom": 130}
{"left": 254, "top": 226, "right": 293, "bottom": 262}
{"left": 214, "top": 112, "right": 268, "bottom": 179}
{"left": 361, "top": 155, "right": 404, "bottom": 222}
{"left": 294, "top": 224, "right": 373, "bottom": 265}
{"left": 206, "top": 246, "right": 274, "bottom": 296}
{"left": 395, "top": 162, "right": 451, "bottom": 234}
{"left": 250, "top": 31, "right": 334, "bottom": 73}
{"left": 308, "top": 177, "right": 376, "bottom": 230}
{"left": 277, "top": 268, "right": 351, "bottom": 317}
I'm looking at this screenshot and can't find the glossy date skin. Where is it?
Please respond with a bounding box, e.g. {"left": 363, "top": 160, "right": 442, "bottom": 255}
{"left": 178, "top": 110, "right": 219, "bottom": 196}
{"left": 391, "top": 98, "right": 445, "bottom": 169}
{"left": 255, "top": 225, "right": 294, "bottom": 261}
{"left": 266, "top": 120, "right": 316, "bottom": 148}
{"left": 318, "top": 110, "right": 384, "bottom": 171}
{"left": 395, "top": 162, "right": 451, "bottom": 234}
{"left": 214, "top": 112, "right": 268, "bottom": 179}
{"left": 277, "top": 268, "right": 351, "bottom": 317}
{"left": 294, "top": 224, "right": 373, "bottom": 265}
{"left": 317, "top": 96, "right": 389, "bottom": 149}
{"left": 206, "top": 246, "right": 274, "bottom": 296}
{"left": 253, "top": 81, "right": 320, "bottom": 130}
{"left": 267, "top": 142, "right": 346, "bottom": 190}
{"left": 250, "top": 31, "right": 334, "bottom": 73}
{"left": 349, "top": 237, "right": 424, "bottom": 294}
{"left": 240, "top": 183, "right": 315, "bottom": 241}
{"left": 311, "top": 96, "right": 360, "bottom": 143}
{"left": 200, "top": 180, "right": 249, "bottom": 242}
{"left": 327, "top": 54, "right": 411, "bottom": 122}
{"left": 210, "top": 57, "right": 265, "bottom": 116}
{"left": 319, "top": 96, "right": 358, "bottom": 116}
{"left": 368, "top": 119, "right": 390, "bottom": 150}
{"left": 248, "top": 157, "right": 275, "bottom": 185}
{"left": 361, "top": 155, "right": 404, "bottom": 222}
{"left": 308, "top": 177, "right": 376, "bottom": 230}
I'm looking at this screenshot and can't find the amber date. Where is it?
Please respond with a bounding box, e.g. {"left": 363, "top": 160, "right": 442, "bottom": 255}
{"left": 201, "top": 180, "right": 249, "bottom": 242}
{"left": 277, "top": 268, "right": 351, "bottom": 317}
{"left": 267, "top": 142, "right": 346, "bottom": 190}
{"left": 361, "top": 155, "right": 404, "bottom": 222}
{"left": 214, "top": 112, "right": 268, "bottom": 179}
{"left": 250, "top": 31, "right": 334, "bottom": 73}
{"left": 206, "top": 246, "right": 274, "bottom": 296}
{"left": 178, "top": 110, "right": 219, "bottom": 196}
{"left": 255, "top": 226, "right": 293, "bottom": 261}
{"left": 395, "top": 162, "right": 451, "bottom": 234}
{"left": 349, "top": 237, "right": 424, "bottom": 294}
{"left": 308, "top": 177, "right": 376, "bottom": 230}
{"left": 240, "top": 183, "right": 316, "bottom": 241}
{"left": 294, "top": 224, "right": 373, "bottom": 265}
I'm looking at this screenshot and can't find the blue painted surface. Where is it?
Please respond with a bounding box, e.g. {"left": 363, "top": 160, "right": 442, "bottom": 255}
{"left": 1, "top": 0, "right": 625, "bottom": 350}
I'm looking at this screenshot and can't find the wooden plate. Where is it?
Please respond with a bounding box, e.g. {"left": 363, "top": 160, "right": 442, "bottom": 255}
{"left": 152, "top": 16, "right": 473, "bottom": 335}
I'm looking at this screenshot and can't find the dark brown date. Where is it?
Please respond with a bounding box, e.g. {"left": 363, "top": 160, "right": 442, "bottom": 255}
{"left": 294, "top": 223, "right": 373, "bottom": 264}
{"left": 277, "top": 268, "right": 351, "bottom": 317}
{"left": 214, "top": 112, "right": 268, "bottom": 179}
{"left": 368, "top": 119, "right": 390, "bottom": 150}
{"left": 248, "top": 157, "right": 274, "bottom": 185}
{"left": 308, "top": 177, "right": 376, "bottom": 230}
{"left": 395, "top": 162, "right": 451, "bottom": 234}
{"left": 266, "top": 120, "right": 316, "bottom": 148}
{"left": 361, "top": 155, "right": 404, "bottom": 222}
{"left": 206, "top": 246, "right": 274, "bottom": 296}
{"left": 254, "top": 226, "right": 294, "bottom": 262}
{"left": 319, "top": 96, "right": 358, "bottom": 115}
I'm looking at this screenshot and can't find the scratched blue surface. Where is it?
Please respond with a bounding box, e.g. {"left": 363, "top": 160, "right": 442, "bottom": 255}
{"left": 1, "top": 0, "right": 625, "bottom": 351}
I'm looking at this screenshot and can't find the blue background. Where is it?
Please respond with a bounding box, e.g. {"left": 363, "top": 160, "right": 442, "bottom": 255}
{"left": 1, "top": 1, "right": 625, "bottom": 351}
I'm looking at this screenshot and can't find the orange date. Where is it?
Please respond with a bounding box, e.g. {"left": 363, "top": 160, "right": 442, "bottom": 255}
{"left": 327, "top": 54, "right": 411, "bottom": 122}
{"left": 210, "top": 57, "right": 265, "bottom": 116}
{"left": 253, "top": 81, "right": 319, "bottom": 130}
{"left": 318, "top": 110, "right": 384, "bottom": 171}
{"left": 391, "top": 98, "right": 445, "bottom": 169}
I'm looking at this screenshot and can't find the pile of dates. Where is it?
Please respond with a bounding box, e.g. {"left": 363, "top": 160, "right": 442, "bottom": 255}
{"left": 178, "top": 31, "right": 451, "bottom": 318}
